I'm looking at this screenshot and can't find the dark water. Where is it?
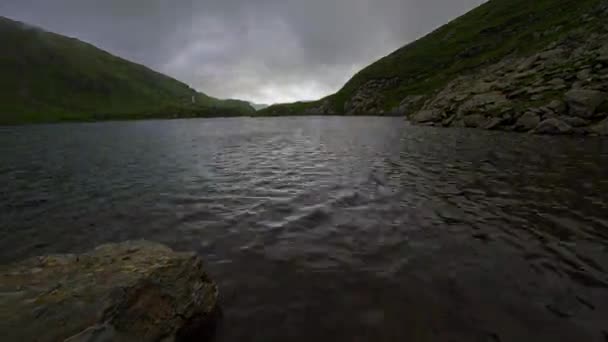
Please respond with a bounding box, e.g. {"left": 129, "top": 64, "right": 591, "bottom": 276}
{"left": 1, "top": 117, "right": 608, "bottom": 341}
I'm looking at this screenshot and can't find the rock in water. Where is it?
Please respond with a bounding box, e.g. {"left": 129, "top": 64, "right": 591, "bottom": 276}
{"left": 565, "top": 89, "right": 607, "bottom": 118}
{"left": 515, "top": 112, "right": 541, "bottom": 131}
{"left": 534, "top": 118, "right": 573, "bottom": 135}
{"left": 463, "top": 114, "right": 486, "bottom": 128}
{"left": 0, "top": 241, "right": 219, "bottom": 342}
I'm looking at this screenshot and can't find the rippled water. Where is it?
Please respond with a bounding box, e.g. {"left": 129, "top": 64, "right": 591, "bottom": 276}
{"left": 1, "top": 117, "right": 608, "bottom": 341}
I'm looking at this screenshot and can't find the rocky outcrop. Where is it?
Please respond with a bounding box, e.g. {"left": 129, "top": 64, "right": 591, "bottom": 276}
{"left": 304, "top": 99, "right": 335, "bottom": 115}
{"left": 344, "top": 78, "right": 400, "bottom": 115}
{"left": 403, "top": 25, "right": 608, "bottom": 135}
{"left": 0, "top": 241, "right": 219, "bottom": 342}
{"left": 390, "top": 95, "right": 425, "bottom": 116}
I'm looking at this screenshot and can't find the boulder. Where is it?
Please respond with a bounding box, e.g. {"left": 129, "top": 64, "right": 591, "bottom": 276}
{"left": 517, "top": 55, "right": 538, "bottom": 71}
{"left": 547, "top": 99, "right": 567, "bottom": 114}
{"left": 463, "top": 114, "right": 486, "bottom": 128}
{"left": 577, "top": 69, "right": 592, "bottom": 81}
{"left": 410, "top": 109, "right": 443, "bottom": 123}
{"left": 483, "top": 117, "right": 506, "bottom": 130}
{"left": 515, "top": 112, "right": 541, "bottom": 131}
{"left": 0, "top": 241, "right": 219, "bottom": 342}
{"left": 558, "top": 116, "right": 590, "bottom": 127}
{"left": 534, "top": 118, "right": 573, "bottom": 135}
{"left": 591, "top": 117, "right": 608, "bottom": 135}
{"left": 458, "top": 92, "right": 509, "bottom": 115}
{"left": 565, "top": 89, "right": 607, "bottom": 118}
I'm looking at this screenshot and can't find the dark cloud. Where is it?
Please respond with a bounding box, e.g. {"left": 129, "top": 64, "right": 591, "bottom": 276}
{"left": 1, "top": 0, "right": 485, "bottom": 103}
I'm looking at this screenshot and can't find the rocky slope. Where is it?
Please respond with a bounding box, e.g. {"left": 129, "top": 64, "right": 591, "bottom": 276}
{"left": 0, "top": 241, "right": 219, "bottom": 342}
{"left": 408, "top": 26, "right": 608, "bottom": 135}
{"left": 0, "top": 17, "right": 254, "bottom": 124}
{"left": 261, "top": 0, "right": 608, "bottom": 135}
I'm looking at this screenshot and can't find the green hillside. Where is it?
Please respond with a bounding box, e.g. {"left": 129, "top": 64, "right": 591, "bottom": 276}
{"left": 0, "top": 16, "right": 254, "bottom": 124}
{"left": 260, "top": 0, "right": 606, "bottom": 116}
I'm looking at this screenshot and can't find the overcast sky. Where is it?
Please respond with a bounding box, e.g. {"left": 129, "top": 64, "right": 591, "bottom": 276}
{"left": 1, "top": 0, "right": 485, "bottom": 104}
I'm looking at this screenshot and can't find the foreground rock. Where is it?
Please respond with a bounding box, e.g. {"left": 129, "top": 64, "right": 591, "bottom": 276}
{"left": 0, "top": 241, "right": 219, "bottom": 342}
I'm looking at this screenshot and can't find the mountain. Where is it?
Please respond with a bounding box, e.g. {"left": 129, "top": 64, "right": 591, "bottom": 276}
{"left": 260, "top": 0, "right": 608, "bottom": 135}
{"left": 0, "top": 16, "right": 254, "bottom": 124}
{"left": 250, "top": 103, "right": 270, "bottom": 111}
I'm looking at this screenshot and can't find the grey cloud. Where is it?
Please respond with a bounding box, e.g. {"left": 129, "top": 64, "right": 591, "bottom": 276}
{"left": 1, "top": 0, "right": 485, "bottom": 104}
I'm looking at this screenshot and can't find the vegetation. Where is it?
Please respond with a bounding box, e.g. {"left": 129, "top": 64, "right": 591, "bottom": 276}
{"left": 0, "top": 16, "right": 254, "bottom": 125}
{"left": 260, "top": 0, "right": 604, "bottom": 115}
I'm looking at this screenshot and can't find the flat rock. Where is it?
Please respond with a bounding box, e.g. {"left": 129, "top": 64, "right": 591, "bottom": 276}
{"left": 565, "top": 89, "right": 607, "bottom": 118}
{"left": 0, "top": 241, "right": 219, "bottom": 342}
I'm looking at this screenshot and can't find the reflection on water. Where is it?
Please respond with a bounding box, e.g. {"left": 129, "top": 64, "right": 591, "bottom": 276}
{"left": 1, "top": 117, "right": 607, "bottom": 341}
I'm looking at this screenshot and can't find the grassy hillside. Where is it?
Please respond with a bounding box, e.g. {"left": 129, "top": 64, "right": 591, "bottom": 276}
{"left": 0, "top": 17, "right": 254, "bottom": 124}
{"left": 261, "top": 0, "right": 605, "bottom": 115}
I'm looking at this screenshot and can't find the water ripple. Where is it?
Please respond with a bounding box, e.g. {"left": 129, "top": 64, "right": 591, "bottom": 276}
{"left": 1, "top": 117, "right": 608, "bottom": 341}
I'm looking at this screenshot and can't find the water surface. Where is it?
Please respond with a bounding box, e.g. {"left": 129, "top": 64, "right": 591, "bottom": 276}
{"left": 1, "top": 117, "right": 608, "bottom": 341}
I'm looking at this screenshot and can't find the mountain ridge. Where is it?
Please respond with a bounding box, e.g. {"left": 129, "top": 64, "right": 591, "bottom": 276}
{"left": 259, "top": 0, "right": 608, "bottom": 135}
{"left": 0, "top": 16, "right": 254, "bottom": 124}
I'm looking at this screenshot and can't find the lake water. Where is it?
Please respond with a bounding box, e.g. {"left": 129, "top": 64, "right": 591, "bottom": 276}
{"left": 1, "top": 116, "right": 608, "bottom": 341}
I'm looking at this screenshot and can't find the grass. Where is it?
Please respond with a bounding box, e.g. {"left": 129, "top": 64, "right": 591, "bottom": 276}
{"left": 261, "top": 0, "right": 605, "bottom": 115}
{"left": 0, "top": 17, "right": 254, "bottom": 125}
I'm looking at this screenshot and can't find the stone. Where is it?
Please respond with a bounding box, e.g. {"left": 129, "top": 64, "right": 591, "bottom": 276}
{"left": 469, "top": 81, "right": 494, "bottom": 94}
{"left": 517, "top": 55, "right": 539, "bottom": 71}
{"left": 534, "top": 118, "right": 573, "bottom": 135}
{"left": 0, "top": 241, "right": 219, "bottom": 342}
{"left": 442, "top": 115, "right": 456, "bottom": 127}
{"left": 548, "top": 99, "right": 567, "bottom": 114}
{"left": 458, "top": 92, "right": 509, "bottom": 114}
{"left": 538, "top": 49, "right": 565, "bottom": 60}
{"left": 463, "top": 114, "right": 486, "bottom": 128}
{"left": 548, "top": 78, "right": 566, "bottom": 87}
{"left": 508, "top": 88, "right": 527, "bottom": 98}
{"left": 558, "top": 116, "right": 590, "bottom": 127}
{"left": 393, "top": 95, "right": 424, "bottom": 115}
{"left": 577, "top": 69, "right": 592, "bottom": 81}
{"left": 410, "top": 109, "right": 443, "bottom": 123}
{"left": 591, "top": 117, "right": 608, "bottom": 135}
{"left": 527, "top": 86, "right": 553, "bottom": 95}
{"left": 531, "top": 94, "right": 544, "bottom": 101}
{"left": 483, "top": 117, "right": 506, "bottom": 130}
{"left": 565, "top": 89, "right": 608, "bottom": 118}
{"left": 515, "top": 112, "right": 541, "bottom": 131}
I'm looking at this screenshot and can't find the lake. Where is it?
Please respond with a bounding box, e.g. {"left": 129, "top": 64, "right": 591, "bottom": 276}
{"left": 1, "top": 116, "right": 607, "bottom": 341}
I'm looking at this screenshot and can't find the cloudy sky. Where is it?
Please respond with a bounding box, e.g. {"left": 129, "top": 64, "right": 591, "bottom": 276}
{"left": 1, "top": 0, "right": 485, "bottom": 104}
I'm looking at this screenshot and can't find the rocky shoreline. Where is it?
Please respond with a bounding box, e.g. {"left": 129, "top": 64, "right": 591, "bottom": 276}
{"left": 343, "top": 25, "right": 608, "bottom": 136}
{"left": 0, "top": 241, "right": 219, "bottom": 342}
{"left": 275, "top": 1, "right": 608, "bottom": 136}
{"left": 403, "top": 22, "right": 608, "bottom": 135}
